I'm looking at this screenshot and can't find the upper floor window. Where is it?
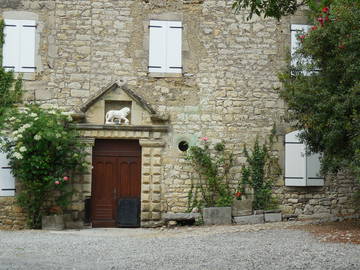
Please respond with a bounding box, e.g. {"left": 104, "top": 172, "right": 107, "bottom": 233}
{"left": 290, "top": 24, "right": 311, "bottom": 67}
{"left": 148, "top": 20, "right": 182, "bottom": 74}
{"left": 3, "top": 19, "right": 36, "bottom": 73}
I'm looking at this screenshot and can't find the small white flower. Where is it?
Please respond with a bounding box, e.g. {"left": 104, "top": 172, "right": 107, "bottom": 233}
{"left": 13, "top": 152, "right": 23, "bottom": 159}
{"left": 12, "top": 130, "right": 19, "bottom": 136}
{"left": 34, "top": 134, "right": 42, "bottom": 141}
{"left": 48, "top": 110, "right": 56, "bottom": 114}
{"left": 14, "top": 134, "right": 23, "bottom": 141}
{"left": 21, "top": 124, "right": 32, "bottom": 131}
{"left": 8, "top": 117, "right": 16, "bottom": 122}
{"left": 55, "top": 133, "right": 61, "bottom": 138}
{"left": 67, "top": 115, "right": 73, "bottom": 122}
{"left": 19, "top": 146, "right": 27, "bottom": 152}
{"left": 30, "top": 113, "right": 38, "bottom": 118}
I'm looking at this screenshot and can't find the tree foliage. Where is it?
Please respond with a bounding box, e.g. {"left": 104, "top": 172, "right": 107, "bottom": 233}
{"left": 232, "top": 0, "right": 333, "bottom": 20}
{"left": 279, "top": 0, "right": 360, "bottom": 177}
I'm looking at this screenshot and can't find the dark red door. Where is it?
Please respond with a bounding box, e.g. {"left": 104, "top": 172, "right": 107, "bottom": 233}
{"left": 91, "top": 140, "right": 141, "bottom": 227}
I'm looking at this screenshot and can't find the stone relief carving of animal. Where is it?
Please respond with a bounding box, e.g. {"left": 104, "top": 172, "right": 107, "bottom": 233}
{"left": 105, "top": 107, "right": 130, "bottom": 125}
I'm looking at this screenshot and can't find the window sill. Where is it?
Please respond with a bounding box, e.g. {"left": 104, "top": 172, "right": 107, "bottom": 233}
{"left": 15, "top": 72, "right": 36, "bottom": 81}
{"left": 148, "top": 72, "right": 183, "bottom": 78}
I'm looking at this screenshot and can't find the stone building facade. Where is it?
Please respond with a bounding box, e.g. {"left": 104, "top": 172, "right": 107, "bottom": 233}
{"left": 0, "top": 0, "right": 358, "bottom": 229}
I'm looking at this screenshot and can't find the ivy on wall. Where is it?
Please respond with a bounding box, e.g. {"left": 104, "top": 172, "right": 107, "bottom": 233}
{"left": 0, "top": 19, "right": 23, "bottom": 124}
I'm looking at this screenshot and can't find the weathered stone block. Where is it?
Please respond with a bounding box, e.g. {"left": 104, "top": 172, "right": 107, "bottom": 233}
{"left": 202, "top": 207, "right": 232, "bottom": 225}
{"left": 163, "top": 212, "right": 201, "bottom": 222}
{"left": 234, "top": 214, "right": 264, "bottom": 225}
{"left": 264, "top": 213, "right": 282, "bottom": 223}
{"left": 232, "top": 198, "right": 253, "bottom": 217}
{"left": 42, "top": 215, "right": 65, "bottom": 230}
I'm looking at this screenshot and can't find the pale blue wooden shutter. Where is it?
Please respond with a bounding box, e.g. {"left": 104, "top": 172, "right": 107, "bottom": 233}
{"left": 3, "top": 19, "right": 20, "bottom": 72}
{"left": 285, "top": 130, "right": 306, "bottom": 186}
{"left": 306, "top": 152, "right": 324, "bottom": 186}
{"left": 19, "top": 20, "right": 36, "bottom": 72}
{"left": 148, "top": 20, "right": 167, "bottom": 73}
{"left": 285, "top": 130, "right": 323, "bottom": 186}
{"left": 166, "top": 21, "right": 182, "bottom": 73}
{"left": 0, "top": 151, "right": 15, "bottom": 197}
{"left": 2, "top": 19, "right": 36, "bottom": 73}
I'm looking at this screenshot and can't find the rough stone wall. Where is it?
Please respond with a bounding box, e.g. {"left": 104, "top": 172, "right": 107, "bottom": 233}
{"left": 275, "top": 173, "right": 359, "bottom": 219}
{"left": 0, "top": 0, "right": 358, "bottom": 226}
{"left": 0, "top": 198, "right": 26, "bottom": 230}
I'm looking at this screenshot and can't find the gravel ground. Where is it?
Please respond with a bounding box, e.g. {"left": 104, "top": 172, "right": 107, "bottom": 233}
{"left": 0, "top": 222, "right": 359, "bottom": 270}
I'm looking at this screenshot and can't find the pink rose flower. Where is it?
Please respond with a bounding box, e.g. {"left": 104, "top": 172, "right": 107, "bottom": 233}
{"left": 63, "top": 176, "right": 69, "bottom": 181}
{"left": 200, "top": 137, "right": 209, "bottom": 141}
{"left": 55, "top": 181, "right": 60, "bottom": 185}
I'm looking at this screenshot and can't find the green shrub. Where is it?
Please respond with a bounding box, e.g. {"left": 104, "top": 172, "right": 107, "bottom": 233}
{"left": 0, "top": 106, "right": 88, "bottom": 228}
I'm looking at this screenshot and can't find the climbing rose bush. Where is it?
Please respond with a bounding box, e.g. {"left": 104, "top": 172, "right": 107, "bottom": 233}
{"left": 0, "top": 105, "right": 88, "bottom": 228}
{"left": 279, "top": 0, "right": 360, "bottom": 176}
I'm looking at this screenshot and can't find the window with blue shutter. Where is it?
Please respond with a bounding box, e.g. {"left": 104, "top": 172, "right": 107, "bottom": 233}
{"left": 285, "top": 130, "right": 324, "bottom": 186}
{"left": 0, "top": 151, "right": 15, "bottom": 197}
{"left": 148, "top": 20, "right": 182, "bottom": 74}
{"left": 3, "top": 19, "right": 36, "bottom": 73}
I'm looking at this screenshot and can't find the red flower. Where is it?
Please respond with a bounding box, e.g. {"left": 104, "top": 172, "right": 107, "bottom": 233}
{"left": 63, "top": 176, "right": 69, "bottom": 181}
{"left": 322, "top": 7, "right": 329, "bottom": 13}
{"left": 317, "top": 17, "right": 324, "bottom": 26}
{"left": 325, "top": 16, "right": 329, "bottom": 22}
{"left": 311, "top": 26, "right": 318, "bottom": 31}
{"left": 235, "top": 191, "right": 241, "bottom": 198}
{"left": 299, "top": 35, "right": 305, "bottom": 39}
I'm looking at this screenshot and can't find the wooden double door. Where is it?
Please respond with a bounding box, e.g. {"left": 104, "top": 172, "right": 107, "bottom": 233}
{"left": 91, "top": 139, "right": 141, "bottom": 227}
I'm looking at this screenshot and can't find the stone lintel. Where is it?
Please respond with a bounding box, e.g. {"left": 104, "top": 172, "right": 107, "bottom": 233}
{"left": 75, "top": 124, "right": 169, "bottom": 133}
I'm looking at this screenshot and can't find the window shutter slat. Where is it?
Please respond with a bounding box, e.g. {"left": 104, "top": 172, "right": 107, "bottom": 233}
{"left": 148, "top": 20, "right": 166, "bottom": 73}
{"left": 19, "top": 20, "right": 36, "bottom": 73}
{"left": 2, "top": 19, "right": 20, "bottom": 72}
{"left": 285, "top": 130, "right": 306, "bottom": 186}
{"left": 166, "top": 21, "right": 182, "bottom": 73}
{"left": 0, "top": 152, "right": 15, "bottom": 197}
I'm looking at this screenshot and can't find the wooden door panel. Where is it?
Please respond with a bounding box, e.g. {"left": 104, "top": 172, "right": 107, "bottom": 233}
{"left": 117, "top": 157, "right": 141, "bottom": 199}
{"left": 91, "top": 157, "right": 117, "bottom": 227}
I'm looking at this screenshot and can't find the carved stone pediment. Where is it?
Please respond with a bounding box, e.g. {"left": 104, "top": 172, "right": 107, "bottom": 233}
{"left": 74, "top": 80, "right": 168, "bottom": 126}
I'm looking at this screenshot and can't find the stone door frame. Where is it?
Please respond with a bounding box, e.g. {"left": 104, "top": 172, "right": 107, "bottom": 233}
{"left": 78, "top": 125, "right": 167, "bottom": 227}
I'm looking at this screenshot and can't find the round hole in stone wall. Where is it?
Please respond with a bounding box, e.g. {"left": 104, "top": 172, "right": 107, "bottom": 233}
{"left": 178, "top": 141, "right": 189, "bottom": 152}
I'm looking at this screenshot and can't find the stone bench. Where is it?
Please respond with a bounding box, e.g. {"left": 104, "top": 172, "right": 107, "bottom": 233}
{"left": 163, "top": 213, "right": 201, "bottom": 226}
